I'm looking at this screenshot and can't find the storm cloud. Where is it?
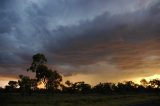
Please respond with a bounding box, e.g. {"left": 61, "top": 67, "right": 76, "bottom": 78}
{"left": 1, "top": 0, "right": 160, "bottom": 84}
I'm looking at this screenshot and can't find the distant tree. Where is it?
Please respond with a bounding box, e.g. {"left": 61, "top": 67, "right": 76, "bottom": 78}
{"left": 61, "top": 80, "right": 73, "bottom": 93}
{"left": 65, "top": 80, "right": 73, "bottom": 87}
{"left": 124, "top": 81, "right": 136, "bottom": 92}
{"left": 18, "top": 75, "right": 37, "bottom": 95}
{"left": 116, "top": 82, "right": 126, "bottom": 93}
{"left": 140, "top": 79, "right": 148, "bottom": 88}
{"left": 93, "top": 82, "right": 114, "bottom": 94}
{"left": 115, "top": 81, "right": 137, "bottom": 93}
{"left": 72, "top": 81, "right": 91, "bottom": 93}
{"left": 5, "top": 81, "right": 18, "bottom": 93}
{"left": 136, "top": 85, "right": 146, "bottom": 93}
{"left": 149, "top": 79, "right": 160, "bottom": 88}
{"left": 62, "top": 81, "right": 91, "bottom": 93}
{"left": 8, "top": 81, "right": 18, "bottom": 89}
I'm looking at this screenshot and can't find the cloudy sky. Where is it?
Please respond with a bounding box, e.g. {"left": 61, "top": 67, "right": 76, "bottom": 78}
{"left": 1, "top": 0, "right": 160, "bottom": 86}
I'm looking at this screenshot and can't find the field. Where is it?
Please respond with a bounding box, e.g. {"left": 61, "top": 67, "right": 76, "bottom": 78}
{"left": 0, "top": 93, "right": 160, "bottom": 106}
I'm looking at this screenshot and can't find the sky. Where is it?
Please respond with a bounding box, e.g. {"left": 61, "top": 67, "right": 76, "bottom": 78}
{"left": 1, "top": 0, "right": 160, "bottom": 87}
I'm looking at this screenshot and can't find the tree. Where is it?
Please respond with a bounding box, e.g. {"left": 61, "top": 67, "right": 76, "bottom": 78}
{"left": 30, "top": 79, "right": 38, "bottom": 91}
{"left": 36, "top": 65, "right": 50, "bottom": 84}
{"left": 62, "top": 81, "right": 91, "bottom": 93}
{"left": 34, "top": 64, "right": 62, "bottom": 91}
{"left": 124, "top": 81, "right": 136, "bottom": 92}
{"left": 67, "top": 81, "right": 91, "bottom": 93}
{"left": 45, "top": 70, "right": 62, "bottom": 91}
{"left": 5, "top": 81, "right": 18, "bottom": 93}
{"left": 62, "top": 80, "right": 73, "bottom": 93}
{"left": 27, "top": 53, "right": 49, "bottom": 87}
{"left": 8, "top": 81, "right": 18, "bottom": 89}
{"left": 115, "top": 81, "right": 137, "bottom": 93}
{"left": 27, "top": 53, "right": 62, "bottom": 91}
{"left": 149, "top": 79, "right": 160, "bottom": 88}
{"left": 27, "top": 53, "right": 47, "bottom": 72}
{"left": 65, "top": 80, "right": 73, "bottom": 87}
{"left": 74, "top": 82, "right": 91, "bottom": 93}
{"left": 116, "top": 82, "right": 126, "bottom": 93}
{"left": 140, "top": 79, "right": 148, "bottom": 88}
{"left": 93, "top": 82, "right": 113, "bottom": 94}
{"left": 18, "top": 75, "right": 37, "bottom": 95}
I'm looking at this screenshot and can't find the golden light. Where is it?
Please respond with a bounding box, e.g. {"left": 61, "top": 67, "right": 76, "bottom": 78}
{"left": 134, "top": 74, "right": 160, "bottom": 84}
{"left": 37, "top": 83, "right": 45, "bottom": 89}
{"left": 0, "top": 76, "right": 18, "bottom": 88}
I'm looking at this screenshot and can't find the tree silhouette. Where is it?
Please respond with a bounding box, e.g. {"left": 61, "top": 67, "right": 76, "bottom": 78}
{"left": 27, "top": 53, "right": 49, "bottom": 87}
{"left": 65, "top": 80, "right": 73, "bottom": 87}
{"left": 8, "top": 81, "right": 18, "bottom": 89}
{"left": 115, "top": 81, "right": 137, "bottom": 93}
{"left": 27, "top": 53, "right": 62, "bottom": 92}
{"left": 29, "top": 79, "right": 38, "bottom": 91}
{"left": 27, "top": 53, "right": 47, "bottom": 72}
{"left": 93, "top": 82, "right": 114, "bottom": 94}
{"left": 5, "top": 81, "right": 18, "bottom": 93}
{"left": 124, "top": 81, "right": 136, "bottom": 92}
{"left": 35, "top": 65, "right": 50, "bottom": 84}
{"left": 62, "top": 80, "right": 73, "bottom": 93}
{"left": 149, "top": 79, "right": 160, "bottom": 88}
{"left": 18, "top": 75, "right": 37, "bottom": 95}
{"left": 140, "top": 79, "right": 148, "bottom": 88}
{"left": 62, "top": 81, "right": 91, "bottom": 93}
{"left": 72, "top": 81, "right": 91, "bottom": 93}
{"left": 45, "top": 70, "right": 62, "bottom": 91}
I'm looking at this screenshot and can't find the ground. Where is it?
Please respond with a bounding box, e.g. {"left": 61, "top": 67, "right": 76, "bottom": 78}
{"left": 0, "top": 93, "right": 160, "bottom": 106}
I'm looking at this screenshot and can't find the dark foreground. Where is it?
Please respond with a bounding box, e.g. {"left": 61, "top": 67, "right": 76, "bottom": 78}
{"left": 130, "top": 100, "right": 160, "bottom": 106}
{"left": 0, "top": 93, "right": 160, "bottom": 106}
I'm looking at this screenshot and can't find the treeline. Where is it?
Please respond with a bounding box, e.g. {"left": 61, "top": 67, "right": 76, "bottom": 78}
{"left": 1, "top": 53, "right": 160, "bottom": 95}
{"left": 1, "top": 78, "right": 160, "bottom": 95}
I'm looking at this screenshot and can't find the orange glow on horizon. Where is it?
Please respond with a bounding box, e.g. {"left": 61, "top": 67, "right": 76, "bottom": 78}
{"left": 0, "top": 76, "right": 18, "bottom": 88}
{"left": 1, "top": 74, "right": 160, "bottom": 88}
{"left": 134, "top": 74, "right": 160, "bottom": 84}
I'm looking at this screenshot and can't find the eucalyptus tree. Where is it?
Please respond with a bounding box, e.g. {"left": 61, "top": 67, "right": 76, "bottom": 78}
{"left": 27, "top": 53, "right": 62, "bottom": 91}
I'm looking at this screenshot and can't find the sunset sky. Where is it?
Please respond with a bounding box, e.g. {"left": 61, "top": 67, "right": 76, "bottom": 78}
{"left": 1, "top": 0, "right": 160, "bottom": 87}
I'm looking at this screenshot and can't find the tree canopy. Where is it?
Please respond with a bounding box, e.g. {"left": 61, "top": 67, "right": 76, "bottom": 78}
{"left": 27, "top": 53, "right": 62, "bottom": 91}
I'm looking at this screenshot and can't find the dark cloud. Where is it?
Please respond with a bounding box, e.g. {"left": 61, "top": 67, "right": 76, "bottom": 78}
{"left": 45, "top": 1, "right": 160, "bottom": 68}
{"left": 0, "top": 0, "right": 160, "bottom": 82}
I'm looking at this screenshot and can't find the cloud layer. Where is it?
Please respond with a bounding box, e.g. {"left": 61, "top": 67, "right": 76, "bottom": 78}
{"left": 1, "top": 0, "right": 160, "bottom": 84}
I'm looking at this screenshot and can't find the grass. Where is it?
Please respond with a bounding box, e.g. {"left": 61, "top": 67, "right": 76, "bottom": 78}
{"left": 0, "top": 93, "right": 160, "bottom": 106}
